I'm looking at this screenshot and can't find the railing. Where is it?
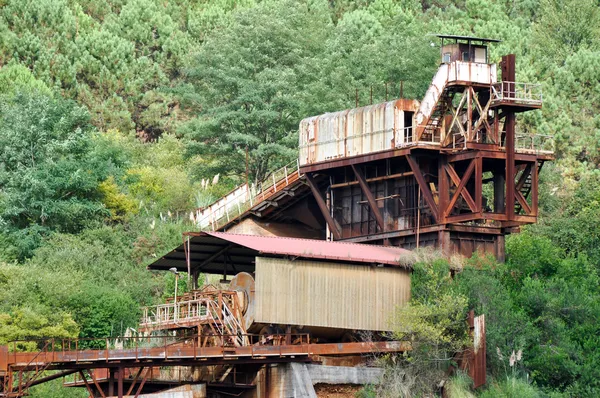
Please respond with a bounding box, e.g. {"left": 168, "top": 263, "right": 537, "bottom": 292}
{"left": 140, "top": 291, "right": 246, "bottom": 344}
{"left": 5, "top": 333, "right": 312, "bottom": 367}
{"left": 515, "top": 133, "right": 554, "bottom": 153}
{"left": 195, "top": 159, "right": 301, "bottom": 231}
{"left": 492, "top": 81, "right": 542, "bottom": 105}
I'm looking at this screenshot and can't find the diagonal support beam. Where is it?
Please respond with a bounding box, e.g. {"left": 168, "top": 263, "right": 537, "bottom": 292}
{"left": 445, "top": 163, "right": 477, "bottom": 212}
{"left": 305, "top": 173, "right": 341, "bottom": 240}
{"left": 515, "top": 163, "right": 533, "bottom": 191}
{"left": 515, "top": 191, "right": 532, "bottom": 214}
{"left": 134, "top": 367, "right": 151, "bottom": 398}
{"left": 351, "top": 165, "right": 385, "bottom": 231}
{"left": 78, "top": 371, "right": 96, "bottom": 398}
{"left": 446, "top": 164, "right": 477, "bottom": 214}
{"left": 445, "top": 159, "right": 476, "bottom": 216}
{"left": 406, "top": 155, "right": 439, "bottom": 223}
{"left": 196, "top": 244, "right": 233, "bottom": 272}
{"left": 126, "top": 367, "right": 145, "bottom": 396}
{"left": 89, "top": 369, "right": 107, "bottom": 398}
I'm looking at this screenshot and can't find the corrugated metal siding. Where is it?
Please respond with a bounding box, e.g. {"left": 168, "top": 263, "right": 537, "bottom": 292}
{"left": 254, "top": 257, "right": 411, "bottom": 331}
{"left": 299, "top": 99, "right": 420, "bottom": 166}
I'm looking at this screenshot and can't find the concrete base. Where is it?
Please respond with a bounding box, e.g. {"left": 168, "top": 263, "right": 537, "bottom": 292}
{"left": 108, "top": 384, "right": 206, "bottom": 398}
{"left": 255, "top": 363, "right": 382, "bottom": 398}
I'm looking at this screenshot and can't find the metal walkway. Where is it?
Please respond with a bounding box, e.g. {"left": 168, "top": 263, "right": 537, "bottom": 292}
{"left": 1, "top": 336, "right": 408, "bottom": 397}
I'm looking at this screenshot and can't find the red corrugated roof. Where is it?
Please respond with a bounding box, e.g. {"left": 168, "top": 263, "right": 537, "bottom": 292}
{"left": 149, "top": 231, "right": 414, "bottom": 274}
{"left": 205, "top": 231, "right": 411, "bottom": 267}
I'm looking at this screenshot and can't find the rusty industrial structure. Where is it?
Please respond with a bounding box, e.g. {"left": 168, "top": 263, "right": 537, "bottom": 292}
{"left": 0, "top": 36, "right": 551, "bottom": 397}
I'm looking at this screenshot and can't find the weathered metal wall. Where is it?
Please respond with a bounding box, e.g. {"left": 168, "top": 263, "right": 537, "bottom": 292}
{"left": 254, "top": 257, "right": 411, "bottom": 331}
{"left": 299, "top": 99, "right": 420, "bottom": 166}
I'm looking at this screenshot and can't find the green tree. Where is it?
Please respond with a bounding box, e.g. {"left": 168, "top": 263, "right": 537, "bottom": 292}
{"left": 180, "top": 0, "right": 331, "bottom": 182}
{"left": 0, "top": 91, "right": 111, "bottom": 259}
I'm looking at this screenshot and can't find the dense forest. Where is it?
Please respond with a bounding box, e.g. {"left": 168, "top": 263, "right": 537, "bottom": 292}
{"left": 0, "top": 0, "right": 599, "bottom": 396}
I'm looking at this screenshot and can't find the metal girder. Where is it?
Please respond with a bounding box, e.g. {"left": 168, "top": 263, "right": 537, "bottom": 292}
{"left": 89, "top": 369, "right": 106, "bottom": 398}
{"left": 471, "top": 87, "right": 493, "bottom": 142}
{"left": 445, "top": 161, "right": 477, "bottom": 213}
{"left": 133, "top": 368, "right": 150, "bottom": 398}
{"left": 351, "top": 164, "right": 385, "bottom": 231}
{"left": 194, "top": 244, "right": 233, "bottom": 272}
{"left": 445, "top": 159, "right": 476, "bottom": 217}
{"left": 78, "top": 371, "right": 96, "bottom": 398}
{"left": 406, "top": 155, "right": 439, "bottom": 223}
{"left": 305, "top": 173, "right": 341, "bottom": 240}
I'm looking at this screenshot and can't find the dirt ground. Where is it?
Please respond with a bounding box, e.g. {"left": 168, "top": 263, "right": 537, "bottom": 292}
{"left": 314, "top": 384, "right": 363, "bottom": 397}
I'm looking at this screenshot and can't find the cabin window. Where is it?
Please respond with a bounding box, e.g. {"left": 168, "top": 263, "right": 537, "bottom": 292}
{"left": 462, "top": 51, "right": 470, "bottom": 61}
{"left": 474, "top": 47, "right": 486, "bottom": 63}
{"left": 442, "top": 52, "right": 451, "bottom": 63}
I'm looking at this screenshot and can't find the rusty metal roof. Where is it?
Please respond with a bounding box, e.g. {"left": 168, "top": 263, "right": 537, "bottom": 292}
{"left": 148, "top": 231, "right": 413, "bottom": 275}
{"left": 435, "top": 34, "right": 501, "bottom": 43}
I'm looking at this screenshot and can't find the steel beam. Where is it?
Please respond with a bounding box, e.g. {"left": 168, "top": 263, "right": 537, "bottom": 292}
{"left": 445, "top": 159, "right": 476, "bottom": 216}
{"left": 406, "top": 155, "right": 439, "bottom": 223}
{"left": 531, "top": 161, "right": 539, "bottom": 216}
{"left": 475, "top": 156, "right": 482, "bottom": 212}
{"left": 502, "top": 54, "right": 516, "bottom": 222}
{"left": 90, "top": 369, "right": 107, "bottom": 398}
{"left": 305, "top": 173, "right": 341, "bottom": 240}
{"left": 78, "top": 371, "right": 96, "bottom": 398}
{"left": 445, "top": 162, "right": 477, "bottom": 212}
{"left": 351, "top": 164, "right": 385, "bottom": 231}
{"left": 195, "top": 244, "right": 233, "bottom": 272}
{"left": 438, "top": 158, "right": 449, "bottom": 224}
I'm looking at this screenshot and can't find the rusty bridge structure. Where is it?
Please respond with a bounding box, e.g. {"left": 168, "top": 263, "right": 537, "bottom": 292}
{"left": 0, "top": 35, "right": 551, "bottom": 398}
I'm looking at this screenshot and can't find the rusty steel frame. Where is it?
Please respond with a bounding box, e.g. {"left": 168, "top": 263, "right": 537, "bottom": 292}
{"left": 0, "top": 337, "right": 409, "bottom": 397}
{"left": 351, "top": 164, "right": 385, "bottom": 232}
{"left": 305, "top": 173, "right": 341, "bottom": 239}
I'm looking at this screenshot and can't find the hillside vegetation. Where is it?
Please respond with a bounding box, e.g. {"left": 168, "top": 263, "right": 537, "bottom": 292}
{"left": 0, "top": 0, "right": 599, "bottom": 396}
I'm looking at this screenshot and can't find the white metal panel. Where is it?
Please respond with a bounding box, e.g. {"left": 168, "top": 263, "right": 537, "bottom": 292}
{"left": 299, "top": 100, "right": 420, "bottom": 165}
{"left": 254, "top": 257, "right": 411, "bottom": 331}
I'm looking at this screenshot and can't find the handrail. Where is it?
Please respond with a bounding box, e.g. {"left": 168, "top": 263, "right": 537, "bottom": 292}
{"left": 6, "top": 332, "right": 312, "bottom": 362}
{"left": 194, "top": 159, "right": 301, "bottom": 231}
{"left": 493, "top": 81, "right": 542, "bottom": 104}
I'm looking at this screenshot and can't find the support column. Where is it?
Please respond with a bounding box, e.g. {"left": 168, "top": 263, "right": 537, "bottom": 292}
{"left": 531, "top": 161, "right": 539, "bottom": 216}
{"left": 108, "top": 369, "right": 115, "bottom": 397}
{"left": 306, "top": 173, "right": 341, "bottom": 240}
{"left": 475, "top": 156, "right": 482, "bottom": 212}
{"left": 438, "top": 158, "right": 449, "bottom": 224}
{"left": 502, "top": 54, "right": 516, "bottom": 222}
{"left": 505, "top": 113, "right": 515, "bottom": 221}
{"left": 117, "top": 367, "right": 124, "bottom": 398}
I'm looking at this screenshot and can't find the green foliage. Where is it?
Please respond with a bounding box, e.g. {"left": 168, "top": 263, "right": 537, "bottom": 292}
{"left": 446, "top": 372, "right": 475, "bottom": 398}
{"left": 0, "top": 90, "right": 111, "bottom": 259}
{"left": 99, "top": 176, "right": 138, "bottom": 221}
{"left": 478, "top": 377, "right": 542, "bottom": 398}
{"left": 394, "top": 260, "right": 470, "bottom": 354}
{"left": 27, "top": 378, "right": 87, "bottom": 398}
{"left": 180, "top": 0, "right": 331, "bottom": 182}
{"left": 378, "top": 259, "right": 470, "bottom": 397}
{"left": 0, "top": 306, "right": 79, "bottom": 346}
{"left": 0, "top": 0, "right": 249, "bottom": 136}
